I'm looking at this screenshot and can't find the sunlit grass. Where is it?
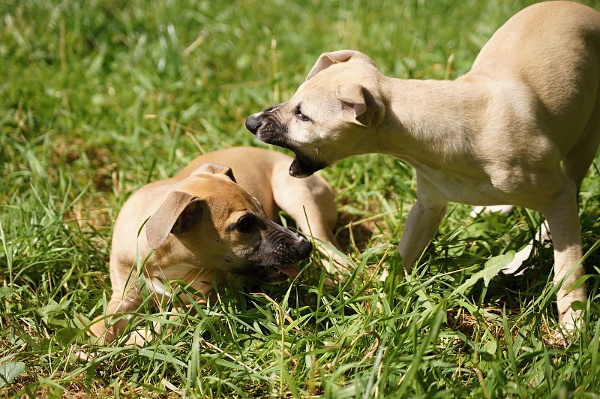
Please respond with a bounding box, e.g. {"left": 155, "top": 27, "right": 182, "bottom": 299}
{"left": 1, "top": 0, "right": 600, "bottom": 397}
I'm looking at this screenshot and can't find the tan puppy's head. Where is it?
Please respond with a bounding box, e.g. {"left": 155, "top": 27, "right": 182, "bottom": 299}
{"left": 145, "top": 162, "right": 312, "bottom": 283}
{"left": 246, "top": 50, "right": 386, "bottom": 177}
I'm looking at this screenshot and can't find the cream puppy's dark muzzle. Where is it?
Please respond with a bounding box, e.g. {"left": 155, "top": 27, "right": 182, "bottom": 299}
{"left": 245, "top": 105, "right": 286, "bottom": 146}
{"left": 246, "top": 110, "right": 326, "bottom": 177}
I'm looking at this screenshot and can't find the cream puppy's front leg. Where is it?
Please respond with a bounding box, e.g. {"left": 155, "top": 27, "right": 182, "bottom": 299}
{"left": 397, "top": 178, "right": 448, "bottom": 272}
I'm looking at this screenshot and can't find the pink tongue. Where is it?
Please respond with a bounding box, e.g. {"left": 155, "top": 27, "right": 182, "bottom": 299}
{"left": 277, "top": 264, "right": 300, "bottom": 278}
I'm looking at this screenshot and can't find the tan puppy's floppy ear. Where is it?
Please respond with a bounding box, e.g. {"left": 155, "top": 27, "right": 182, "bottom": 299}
{"left": 191, "top": 162, "right": 237, "bottom": 183}
{"left": 306, "top": 50, "right": 378, "bottom": 80}
{"left": 336, "top": 84, "right": 375, "bottom": 127}
{"left": 146, "top": 191, "right": 204, "bottom": 249}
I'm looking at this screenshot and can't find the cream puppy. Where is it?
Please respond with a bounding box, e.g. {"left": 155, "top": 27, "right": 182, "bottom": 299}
{"left": 246, "top": 2, "right": 600, "bottom": 333}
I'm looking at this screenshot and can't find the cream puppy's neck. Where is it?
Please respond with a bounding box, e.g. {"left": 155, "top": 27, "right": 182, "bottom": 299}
{"left": 378, "top": 77, "right": 490, "bottom": 165}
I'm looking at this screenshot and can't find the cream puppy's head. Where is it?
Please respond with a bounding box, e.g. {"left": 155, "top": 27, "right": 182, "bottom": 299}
{"left": 246, "top": 50, "right": 386, "bottom": 177}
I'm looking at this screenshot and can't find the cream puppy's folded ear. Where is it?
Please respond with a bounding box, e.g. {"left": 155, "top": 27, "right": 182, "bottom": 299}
{"left": 305, "top": 50, "right": 378, "bottom": 80}
{"left": 337, "top": 84, "right": 373, "bottom": 127}
{"left": 145, "top": 192, "right": 204, "bottom": 249}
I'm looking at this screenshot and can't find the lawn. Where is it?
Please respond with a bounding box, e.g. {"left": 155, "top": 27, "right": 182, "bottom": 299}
{"left": 1, "top": 0, "right": 600, "bottom": 397}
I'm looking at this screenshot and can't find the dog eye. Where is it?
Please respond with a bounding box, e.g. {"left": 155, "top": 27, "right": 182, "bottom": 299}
{"left": 232, "top": 214, "right": 258, "bottom": 234}
{"left": 294, "top": 105, "right": 310, "bottom": 122}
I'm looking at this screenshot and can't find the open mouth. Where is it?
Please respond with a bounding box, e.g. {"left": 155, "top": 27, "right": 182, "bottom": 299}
{"left": 275, "top": 264, "right": 300, "bottom": 279}
{"left": 289, "top": 154, "right": 325, "bottom": 178}
{"left": 264, "top": 263, "right": 300, "bottom": 283}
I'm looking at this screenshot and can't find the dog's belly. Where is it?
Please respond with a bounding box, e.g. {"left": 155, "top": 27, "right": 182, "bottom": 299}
{"left": 412, "top": 161, "right": 553, "bottom": 208}
{"left": 425, "top": 174, "right": 507, "bottom": 206}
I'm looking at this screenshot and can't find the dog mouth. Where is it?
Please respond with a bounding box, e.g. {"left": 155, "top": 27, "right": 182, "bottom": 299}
{"left": 289, "top": 154, "right": 325, "bottom": 178}
{"left": 234, "top": 263, "right": 299, "bottom": 283}
{"left": 276, "top": 264, "right": 300, "bottom": 278}
{"left": 246, "top": 108, "right": 288, "bottom": 148}
{"left": 246, "top": 110, "right": 327, "bottom": 177}
{"left": 245, "top": 263, "right": 300, "bottom": 284}
{"left": 271, "top": 263, "right": 300, "bottom": 282}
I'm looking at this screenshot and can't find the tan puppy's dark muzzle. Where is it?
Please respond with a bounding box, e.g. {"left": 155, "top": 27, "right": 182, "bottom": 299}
{"left": 235, "top": 221, "right": 313, "bottom": 283}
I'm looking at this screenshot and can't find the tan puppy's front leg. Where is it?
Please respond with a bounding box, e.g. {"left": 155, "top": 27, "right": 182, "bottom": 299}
{"left": 89, "top": 286, "right": 143, "bottom": 344}
{"left": 270, "top": 167, "right": 345, "bottom": 274}
{"left": 397, "top": 180, "right": 448, "bottom": 273}
{"left": 544, "top": 191, "right": 586, "bottom": 332}
{"left": 123, "top": 308, "right": 187, "bottom": 346}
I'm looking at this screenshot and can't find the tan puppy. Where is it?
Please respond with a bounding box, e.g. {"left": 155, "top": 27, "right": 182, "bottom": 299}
{"left": 90, "top": 146, "right": 341, "bottom": 344}
{"left": 246, "top": 2, "right": 600, "bottom": 332}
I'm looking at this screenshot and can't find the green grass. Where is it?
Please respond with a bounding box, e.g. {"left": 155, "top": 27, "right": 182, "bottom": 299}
{"left": 2, "top": 0, "right": 600, "bottom": 397}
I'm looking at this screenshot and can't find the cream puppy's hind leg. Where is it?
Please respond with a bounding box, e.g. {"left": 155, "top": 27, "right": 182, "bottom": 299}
{"left": 543, "top": 188, "right": 586, "bottom": 331}
{"left": 548, "top": 122, "right": 600, "bottom": 330}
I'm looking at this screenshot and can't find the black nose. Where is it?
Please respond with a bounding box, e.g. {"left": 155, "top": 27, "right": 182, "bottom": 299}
{"left": 245, "top": 115, "right": 261, "bottom": 133}
{"left": 296, "top": 238, "right": 313, "bottom": 260}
